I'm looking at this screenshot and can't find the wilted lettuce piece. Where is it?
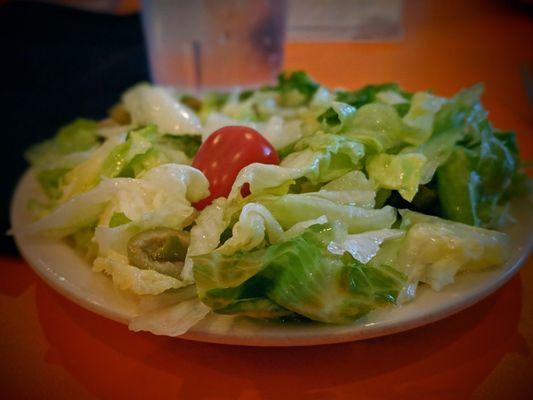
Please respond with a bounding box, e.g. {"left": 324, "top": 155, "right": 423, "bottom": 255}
{"left": 193, "top": 224, "right": 406, "bottom": 323}
{"left": 122, "top": 83, "right": 202, "bottom": 135}
{"left": 402, "top": 92, "right": 446, "bottom": 145}
{"left": 366, "top": 153, "right": 427, "bottom": 201}
{"left": 257, "top": 194, "right": 396, "bottom": 233}
{"left": 397, "top": 210, "right": 510, "bottom": 292}
{"left": 281, "top": 134, "right": 365, "bottom": 184}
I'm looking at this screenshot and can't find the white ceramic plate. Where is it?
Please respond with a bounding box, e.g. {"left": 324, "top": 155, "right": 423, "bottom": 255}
{"left": 11, "top": 171, "right": 533, "bottom": 346}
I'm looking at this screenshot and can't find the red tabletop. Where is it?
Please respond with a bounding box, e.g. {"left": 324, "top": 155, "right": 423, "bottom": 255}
{"left": 1, "top": 1, "right": 532, "bottom": 399}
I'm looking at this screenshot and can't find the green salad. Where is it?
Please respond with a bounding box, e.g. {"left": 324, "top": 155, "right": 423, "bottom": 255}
{"left": 20, "top": 72, "right": 527, "bottom": 335}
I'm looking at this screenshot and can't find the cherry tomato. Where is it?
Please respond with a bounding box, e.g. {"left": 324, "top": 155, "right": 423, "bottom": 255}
{"left": 192, "top": 126, "right": 279, "bottom": 210}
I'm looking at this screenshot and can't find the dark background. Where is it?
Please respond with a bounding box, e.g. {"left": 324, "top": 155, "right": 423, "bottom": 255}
{"left": 0, "top": 1, "right": 148, "bottom": 254}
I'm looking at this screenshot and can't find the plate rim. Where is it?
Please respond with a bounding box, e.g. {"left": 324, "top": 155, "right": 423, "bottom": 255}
{"left": 10, "top": 170, "right": 533, "bottom": 346}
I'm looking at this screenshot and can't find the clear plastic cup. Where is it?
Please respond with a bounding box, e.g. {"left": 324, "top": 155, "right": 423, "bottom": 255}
{"left": 141, "top": 0, "right": 287, "bottom": 91}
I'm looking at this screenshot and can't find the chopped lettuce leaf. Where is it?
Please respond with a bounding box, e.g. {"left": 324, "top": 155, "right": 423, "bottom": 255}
{"left": 94, "top": 250, "right": 185, "bottom": 295}
{"left": 257, "top": 194, "right": 396, "bottom": 233}
{"left": 182, "top": 198, "right": 229, "bottom": 284}
{"left": 276, "top": 70, "right": 319, "bottom": 106}
{"left": 109, "top": 212, "right": 131, "bottom": 228}
{"left": 327, "top": 229, "right": 405, "bottom": 264}
{"left": 316, "top": 171, "right": 375, "bottom": 207}
{"left": 433, "top": 83, "right": 486, "bottom": 141}
{"left": 281, "top": 134, "right": 365, "bottom": 184}
{"left": 129, "top": 298, "right": 210, "bottom": 336}
{"left": 25, "top": 118, "right": 99, "bottom": 168}
{"left": 341, "top": 103, "right": 406, "bottom": 152}
{"left": 402, "top": 92, "right": 446, "bottom": 145}
{"left": 193, "top": 223, "right": 406, "bottom": 323}
{"left": 217, "top": 203, "right": 283, "bottom": 255}
{"left": 397, "top": 210, "right": 510, "bottom": 292}
{"left": 122, "top": 83, "right": 201, "bottom": 134}
{"left": 366, "top": 153, "right": 427, "bottom": 201}
{"left": 336, "top": 83, "right": 410, "bottom": 109}
{"left": 202, "top": 112, "right": 302, "bottom": 150}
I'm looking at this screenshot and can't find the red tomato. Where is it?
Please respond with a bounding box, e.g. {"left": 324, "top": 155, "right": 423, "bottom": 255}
{"left": 192, "top": 126, "right": 279, "bottom": 210}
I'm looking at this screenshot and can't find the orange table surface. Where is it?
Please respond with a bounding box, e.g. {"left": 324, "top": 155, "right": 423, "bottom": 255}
{"left": 1, "top": 1, "right": 532, "bottom": 399}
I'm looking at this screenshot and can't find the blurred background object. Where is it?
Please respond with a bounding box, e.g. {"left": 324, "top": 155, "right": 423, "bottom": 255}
{"left": 141, "top": 0, "right": 287, "bottom": 90}
{"left": 0, "top": 1, "right": 148, "bottom": 254}
{"left": 287, "top": 0, "right": 403, "bottom": 41}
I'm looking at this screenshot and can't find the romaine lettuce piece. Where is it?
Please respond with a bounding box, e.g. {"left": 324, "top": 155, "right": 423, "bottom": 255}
{"left": 436, "top": 127, "right": 523, "bottom": 228}
{"left": 433, "top": 84, "right": 486, "bottom": 140}
{"left": 437, "top": 146, "right": 480, "bottom": 225}
{"left": 404, "top": 128, "right": 463, "bottom": 184}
